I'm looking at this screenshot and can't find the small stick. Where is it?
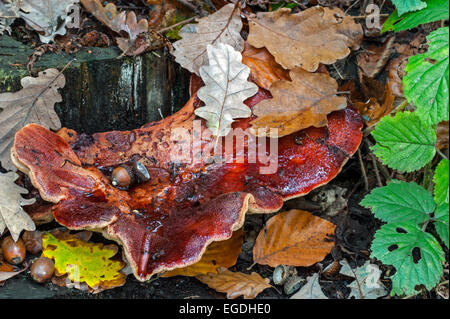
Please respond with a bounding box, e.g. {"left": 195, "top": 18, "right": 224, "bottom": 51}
{"left": 157, "top": 16, "right": 198, "bottom": 33}
{"left": 436, "top": 148, "right": 449, "bottom": 160}
{"left": 357, "top": 147, "right": 369, "bottom": 192}
{"left": 366, "top": 139, "right": 382, "bottom": 187}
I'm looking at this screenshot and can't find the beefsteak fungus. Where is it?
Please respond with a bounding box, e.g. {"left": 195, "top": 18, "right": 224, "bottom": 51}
{"left": 11, "top": 81, "right": 362, "bottom": 281}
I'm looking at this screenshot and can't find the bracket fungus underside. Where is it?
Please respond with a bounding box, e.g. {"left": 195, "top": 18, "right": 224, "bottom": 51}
{"left": 11, "top": 81, "right": 362, "bottom": 281}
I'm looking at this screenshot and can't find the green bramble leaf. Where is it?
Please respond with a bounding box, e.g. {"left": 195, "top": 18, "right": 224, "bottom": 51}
{"left": 434, "top": 203, "right": 449, "bottom": 248}
{"left": 371, "top": 112, "right": 436, "bottom": 172}
{"left": 371, "top": 222, "right": 445, "bottom": 296}
{"left": 382, "top": 0, "right": 448, "bottom": 33}
{"left": 434, "top": 159, "right": 449, "bottom": 205}
{"left": 361, "top": 180, "right": 435, "bottom": 224}
{"left": 392, "top": 0, "right": 427, "bottom": 16}
{"left": 403, "top": 27, "right": 449, "bottom": 126}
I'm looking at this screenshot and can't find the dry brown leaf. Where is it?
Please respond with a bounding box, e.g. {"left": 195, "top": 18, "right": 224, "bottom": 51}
{"left": 196, "top": 267, "right": 271, "bottom": 299}
{"left": 253, "top": 209, "right": 336, "bottom": 267}
{"left": 356, "top": 37, "right": 395, "bottom": 79}
{"left": 163, "top": 229, "right": 243, "bottom": 277}
{"left": 436, "top": 121, "right": 449, "bottom": 150}
{"left": 171, "top": 3, "right": 244, "bottom": 75}
{"left": 250, "top": 67, "right": 347, "bottom": 138}
{"left": 0, "top": 68, "right": 64, "bottom": 170}
{"left": 247, "top": 7, "right": 363, "bottom": 72}
{"left": 81, "top": 0, "right": 149, "bottom": 55}
{"left": 0, "top": 172, "right": 36, "bottom": 242}
{"left": 386, "top": 56, "right": 408, "bottom": 98}
{"left": 356, "top": 85, "right": 395, "bottom": 127}
{"left": 242, "top": 42, "right": 290, "bottom": 90}
{"left": 0, "top": 257, "right": 28, "bottom": 283}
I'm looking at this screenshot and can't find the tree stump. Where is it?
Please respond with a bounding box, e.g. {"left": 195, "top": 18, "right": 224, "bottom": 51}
{"left": 0, "top": 35, "right": 190, "bottom": 134}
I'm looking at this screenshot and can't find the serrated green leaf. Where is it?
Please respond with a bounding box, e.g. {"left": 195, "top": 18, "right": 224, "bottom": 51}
{"left": 382, "top": 0, "right": 449, "bottom": 32}
{"left": 403, "top": 27, "right": 449, "bottom": 125}
{"left": 392, "top": 0, "right": 427, "bottom": 16}
{"left": 371, "top": 112, "right": 436, "bottom": 172}
{"left": 434, "top": 203, "right": 449, "bottom": 248}
{"left": 434, "top": 159, "right": 449, "bottom": 205}
{"left": 371, "top": 222, "right": 445, "bottom": 296}
{"left": 361, "top": 180, "right": 435, "bottom": 224}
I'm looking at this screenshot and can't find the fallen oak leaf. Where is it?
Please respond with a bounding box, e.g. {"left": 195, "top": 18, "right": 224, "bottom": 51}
{"left": 41, "top": 231, "right": 127, "bottom": 292}
{"left": 0, "top": 0, "right": 19, "bottom": 36}
{"left": 196, "top": 267, "right": 271, "bottom": 299}
{"left": 19, "top": 0, "right": 80, "bottom": 44}
{"left": 171, "top": 3, "right": 244, "bottom": 75}
{"left": 80, "top": 0, "right": 149, "bottom": 56}
{"left": 241, "top": 42, "right": 290, "bottom": 90}
{"left": 195, "top": 43, "right": 258, "bottom": 137}
{"left": 253, "top": 209, "right": 336, "bottom": 267}
{"left": 250, "top": 67, "right": 347, "bottom": 138}
{"left": 162, "top": 228, "right": 243, "bottom": 277}
{"left": 247, "top": 6, "right": 363, "bottom": 72}
{"left": 0, "top": 68, "right": 65, "bottom": 170}
{"left": 0, "top": 172, "right": 36, "bottom": 242}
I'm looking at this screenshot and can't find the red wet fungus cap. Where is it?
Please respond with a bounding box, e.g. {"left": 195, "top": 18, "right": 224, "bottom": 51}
{"left": 11, "top": 80, "right": 362, "bottom": 281}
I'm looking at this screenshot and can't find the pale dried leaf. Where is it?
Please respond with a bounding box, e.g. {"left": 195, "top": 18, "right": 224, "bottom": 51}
{"left": 250, "top": 68, "right": 347, "bottom": 138}
{"left": 0, "top": 0, "right": 19, "bottom": 35}
{"left": 19, "top": 0, "right": 80, "bottom": 43}
{"left": 0, "top": 172, "right": 36, "bottom": 242}
{"left": 0, "top": 68, "right": 64, "bottom": 170}
{"left": 290, "top": 273, "right": 328, "bottom": 299}
{"left": 195, "top": 43, "right": 258, "bottom": 137}
{"left": 247, "top": 7, "right": 363, "bottom": 72}
{"left": 171, "top": 3, "right": 244, "bottom": 75}
{"left": 196, "top": 267, "right": 271, "bottom": 299}
{"left": 339, "top": 260, "right": 388, "bottom": 299}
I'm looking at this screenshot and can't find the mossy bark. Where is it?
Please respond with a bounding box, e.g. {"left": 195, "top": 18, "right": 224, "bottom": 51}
{"left": 0, "top": 36, "right": 190, "bottom": 134}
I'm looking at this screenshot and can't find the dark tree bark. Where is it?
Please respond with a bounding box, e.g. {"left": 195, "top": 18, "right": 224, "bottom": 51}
{"left": 0, "top": 35, "right": 190, "bottom": 134}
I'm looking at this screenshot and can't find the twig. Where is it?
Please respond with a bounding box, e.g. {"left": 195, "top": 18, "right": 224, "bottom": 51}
{"left": 436, "top": 148, "right": 449, "bottom": 160}
{"left": 351, "top": 13, "right": 389, "bottom": 19}
{"left": 157, "top": 16, "right": 198, "bottom": 33}
{"left": 357, "top": 147, "right": 369, "bottom": 192}
{"left": 366, "top": 139, "right": 382, "bottom": 187}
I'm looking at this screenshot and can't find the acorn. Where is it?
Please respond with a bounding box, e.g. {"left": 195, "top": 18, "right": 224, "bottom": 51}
{"left": 133, "top": 161, "right": 150, "bottom": 183}
{"left": 22, "top": 230, "right": 43, "bottom": 255}
{"left": 111, "top": 165, "right": 134, "bottom": 188}
{"left": 111, "top": 161, "right": 150, "bottom": 189}
{"left": 30, "top": 257, "right": 55, "bottom": 283}
{"left": 1, "top": 236, "right": 26, "bottom": 265}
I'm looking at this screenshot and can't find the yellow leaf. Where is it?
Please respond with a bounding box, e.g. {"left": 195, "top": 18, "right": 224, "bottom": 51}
{"left": 163, "top": 229, "right": 243, "bottom": 277}
{"left": 253, "top": 209, "right": 336, "bottom": 267}
{"left": 42, "top": 231, "right": 126, "bottom": 291}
